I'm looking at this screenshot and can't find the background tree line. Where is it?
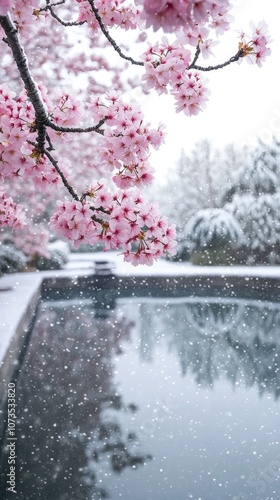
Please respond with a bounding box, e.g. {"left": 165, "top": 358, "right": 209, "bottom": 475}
{"left": 154, "top": 137, "right": 280, "bottom": 265}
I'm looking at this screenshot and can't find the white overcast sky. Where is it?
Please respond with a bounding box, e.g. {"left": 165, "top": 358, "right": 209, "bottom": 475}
{"left": 138, "top": 1, "right": 280, "bottom": 177}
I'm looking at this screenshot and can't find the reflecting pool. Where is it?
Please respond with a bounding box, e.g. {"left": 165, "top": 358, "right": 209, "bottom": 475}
{"left": 1, "top": 288, "right": 280, "bottom": 499}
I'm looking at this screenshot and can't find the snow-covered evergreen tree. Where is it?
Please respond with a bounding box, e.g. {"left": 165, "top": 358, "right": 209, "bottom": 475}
{"left": 154, "top": 140, "right": 237, "bottom": 233}
{"left": 153, "top": 140, "right": 244, "bottom": 260}
{"left": 225, "top": 138, "right": 280, "bottom": 263}
{"left": 177, "top": 138, "right": 280, "bottom": 264}
{"left": 225, "top": 139, "right": 280, "bottom": 199}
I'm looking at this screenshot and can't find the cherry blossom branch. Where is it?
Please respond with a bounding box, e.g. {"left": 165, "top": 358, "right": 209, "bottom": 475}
{"left": 28, "top": 140, "right": 80, "bottom": 201}
{"left": 189, "top": 49, "right": 244, "bottom": 71}
{"left": 190, "top": 44, "right": 201, "bottom": 67}
{"left": 28, "top": 145, "right": 110, "bottom": 226}
{"left": 45, "top": 117, "right": 107, "bottom": 135}
{"left": 0, "top": 2, "right": 271, "bottom": 264}
{"left": 0, "top": 13, "right": 49, "bottom": 151}
{"left": 41, "top": 0, "right": 86, "bottom": 27}
{"left": 0, "top": 13, "right": 107, "bottom": 146}
{"left": 89, "top": 208, "right": 106, "bottom": 225}
{"left": 27, "top": 142, "right": 113, "bottom": 227}
{"left": 87, "top": 0, "right": 144, "bottom": 67}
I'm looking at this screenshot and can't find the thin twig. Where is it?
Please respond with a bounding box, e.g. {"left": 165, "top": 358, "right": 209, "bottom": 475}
{"left": 190, "top": 43, "right": 201, "bottom": 67}
{"left": 40, "top": 149, "right": 80, "bottom": 201}
{"left": 87, "top": 0, "right": 144, "bottom": 67}
{"left": 189, "top": 49, "right": 244, "bottom": 71}
{"left": 42, "top": 0, "right": 86, "bottom": 27}
{"left": 28, "top": 141, "right": 80, "bottom": 201}
{"left": 90, "top": 207, "right": 105, "bottom": 225}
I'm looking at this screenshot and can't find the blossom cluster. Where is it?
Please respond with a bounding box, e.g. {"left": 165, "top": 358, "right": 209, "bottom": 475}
{"left": 0, "top": 83, "right": 79, "bottom": 191}
{"left": 50, "top": 182, "right": 176, "bottom": 265}
{"left": 1, "top": 0, "right": 233, "bottom": 37}
{"left": 76, "top": 0, "right": 140, "bottom": 30}
{"left": 0, "top": 189, "right": 25, "bottom": 229}
{"left": 1, "top": 82, "right": 176, "bottom": 262}
{"left": 141, "top": 37, "right": 209, "bottom": 116}
{"left": 140, "top": 19, "right": 271, "bottom": 115}
{"left": 90, "top": 93, "right": 164, "bottom": 188}
{"left": 238, "top": 21, "right": 271, "bottom": 67}
{"left": 77, "top": 0, "right": 233, "bottom": 35}
{"left": 12, "top": 221, "right": 50, "bottom": 257}
{"left": 0, "top": 0, "right": 41, "bottom": 37}
{"left": 0, "top": 82, "right": 79, "bottom": 252}
{"left": 0, "top": 181, "right": 56, "bottom": 258}
{"left": 137, "top": 0, "right": 232, "bottom": 33}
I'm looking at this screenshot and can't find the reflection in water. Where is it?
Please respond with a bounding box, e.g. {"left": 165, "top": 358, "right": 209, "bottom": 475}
{"left": 0, "top": 301, "right": 151, "bottom": 500}
{"left": 1, "top": 293, "right": 280, "bottom": 499}
{"left": 138, "top": 298, "right": 280, "bottom": 397}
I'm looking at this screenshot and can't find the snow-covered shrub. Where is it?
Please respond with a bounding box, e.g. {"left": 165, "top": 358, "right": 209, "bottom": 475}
{"left": 223, "top": 139, "right": 280, "bottom": 203}
{"left": 34, "top": 250, "right": 65, "bottom": 271}
{"left": 190, "top": 247, "right": 233, "bottom": 265}
{"left": 33, "top": 240, "right": 70, "bottom": 271}
{"left": 177, "top": 139, "right": 280, "bottom": 265}
{"left": 184, "top": 208, "right": 244, "bottom": 252}
{"left": 226, "top": 192, "right": 280, "bottom": 263}
{"left": 181, "top": 208, "right": 245, "bottom": 265}
{"left": 0, "top": 243, "right": 27, "bottom": 275}
{"left": 48, "top": 240, "right": 70, "bottom": 263}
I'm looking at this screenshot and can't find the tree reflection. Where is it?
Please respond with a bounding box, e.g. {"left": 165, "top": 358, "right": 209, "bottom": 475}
{"left": 138, "top": 298, "right": 280, "bottom": 397}
{"left": 0, "top": 300, "right": 151, "bottom": 500}
{"left": 2, "top": 291, "right": 280, "bottom": 500}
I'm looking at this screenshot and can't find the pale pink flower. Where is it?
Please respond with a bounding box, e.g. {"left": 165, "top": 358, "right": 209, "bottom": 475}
{"left": 0, "top": 189, "right": 25, "bottom": 229}
{"left": 200, "top": 39, "right": 219, "bottom": 59}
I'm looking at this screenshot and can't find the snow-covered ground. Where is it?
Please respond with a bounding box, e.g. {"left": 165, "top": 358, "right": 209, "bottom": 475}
{"left": 1, "top": 251, "right": 280, "bottom": 406}
{"left": 67, "top": 251, "right": 280, "bottom": 278}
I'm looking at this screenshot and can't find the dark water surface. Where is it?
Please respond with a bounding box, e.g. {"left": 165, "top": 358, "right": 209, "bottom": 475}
{"left": 1, "top": 290, "right": 280, "bottom": 499}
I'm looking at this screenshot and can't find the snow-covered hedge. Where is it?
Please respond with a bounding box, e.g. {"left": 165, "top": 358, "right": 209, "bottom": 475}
{"left": 0, "top": 244, "right": 27, "bottom": 275}
{"left": 34, "top": 240, "right": 70, "bottom": 271}
{"left": 183, "top": 208, "right": 245, "bottom": 253}
{"left": 226, "top": 193, "right": 280, "bottom": 253}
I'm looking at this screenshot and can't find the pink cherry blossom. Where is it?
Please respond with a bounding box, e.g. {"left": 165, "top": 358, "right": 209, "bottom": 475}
{"left": 0, "top": 1, "right": 271, "bottom": 265}
{"left": 49, "top": 185, "right": 177, "bottom": 265}
{"left": 138, "top": 0, "right": 232, "bottom": 33}
{"left": 0, "top": 189, "right": 25, "bottom": 229}
{"left": 238, "top": 21, "right": 271, "bottom": 67}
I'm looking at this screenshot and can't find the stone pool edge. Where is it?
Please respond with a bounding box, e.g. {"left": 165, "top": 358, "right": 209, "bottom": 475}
{"left": 0, "top": 269, "right": 91, "bottom": 412}
{"left": 0, "top": 273, "right": 43, "bottom": 411}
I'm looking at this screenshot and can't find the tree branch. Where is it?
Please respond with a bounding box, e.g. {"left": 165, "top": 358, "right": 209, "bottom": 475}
{"left": 190, "top": 43, "right": 201, "bottom": 67}
{"left": 28, "top": 141, "right": 80, "bottom": 201}
{"left": 0, "top": 14, "right": 108, "bottom": 143}
{"left": 41, "top": 0, "right": 86, "bottom": 27}
{"left": 189, "top": 49, "right": 244, "bottom": 71}
{"left": 0, "top": 13, "right": 48, "bottom": 151}
{"left": 45, "top": 116, "right": 107, "bottom": 134}
{"left": 87, "top": 0, "right": 144, "bottom": 67}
